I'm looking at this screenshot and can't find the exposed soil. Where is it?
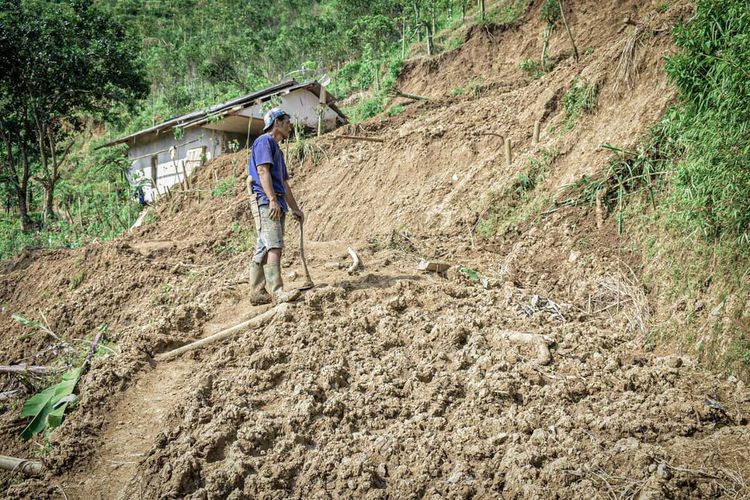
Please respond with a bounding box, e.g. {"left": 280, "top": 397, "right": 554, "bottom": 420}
{"left": 2, "top": 0, "right": 749, "bottom": 498}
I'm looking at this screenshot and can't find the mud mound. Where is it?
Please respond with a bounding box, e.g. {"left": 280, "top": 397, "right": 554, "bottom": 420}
{"left": 107, "top": 277, "right": 750, "bottom": 498}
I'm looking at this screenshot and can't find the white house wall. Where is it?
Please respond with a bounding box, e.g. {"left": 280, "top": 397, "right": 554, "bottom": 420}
{"left": 236, "top": 88, "right": 341, "bottom": 131}
{"left": 127, "top": 127, "right": 222, "bottom": 202}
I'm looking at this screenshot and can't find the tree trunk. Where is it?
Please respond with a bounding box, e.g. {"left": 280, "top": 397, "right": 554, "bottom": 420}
{"left": 43, "top": 183, "right": 55, "bottom": 223}
{"left": 426, "top": 23, "right": 434, "bottom": 55}
{"left": 17, "top": 188, "right": 32, "bottom": 232}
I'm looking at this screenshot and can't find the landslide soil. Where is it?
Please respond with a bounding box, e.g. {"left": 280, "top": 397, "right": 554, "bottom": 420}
{"left": 2, "top": 0, "right": 749, "bottom": 498}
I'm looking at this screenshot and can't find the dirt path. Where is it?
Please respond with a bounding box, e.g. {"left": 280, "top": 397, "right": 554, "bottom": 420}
{"left": 63, "top": 359, "right": 195, "bottom": 500}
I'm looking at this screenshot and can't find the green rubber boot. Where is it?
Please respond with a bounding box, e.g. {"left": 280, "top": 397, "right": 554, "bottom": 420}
{"left": 248, "top": 261, "right": 271, "bottom": 305}
{"left": 263, "top": 263, "right": 300, "bottom": 303}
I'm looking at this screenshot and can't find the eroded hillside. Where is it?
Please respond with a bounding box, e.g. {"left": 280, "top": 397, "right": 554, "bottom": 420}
{"left": 2, "top": 1, "right": 749, "bottom": 498}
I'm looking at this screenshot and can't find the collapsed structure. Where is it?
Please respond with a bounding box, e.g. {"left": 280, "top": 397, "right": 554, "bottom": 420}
{"left": 101, "top": 80, "right": 347, "bottom": 201}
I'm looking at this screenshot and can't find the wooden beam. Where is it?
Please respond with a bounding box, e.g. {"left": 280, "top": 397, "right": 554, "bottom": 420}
{"left": 0, "top": 364, "right": 63, "bottom": 376}
{"left": 0, "top": 455, "right": 43, "bottom": 476}
{"left": 155, "top": 303, "right": 284, "bottom": 362}
{"left": 129, "top": 138, "right": 202, "bottom": 162}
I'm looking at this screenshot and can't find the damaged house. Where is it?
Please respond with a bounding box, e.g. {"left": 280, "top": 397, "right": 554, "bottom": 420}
{"left": 101, "top": 80, "right": 347, "bottom": 201}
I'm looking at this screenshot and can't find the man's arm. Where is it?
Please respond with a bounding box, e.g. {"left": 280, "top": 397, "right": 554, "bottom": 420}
{"left": 283, "top": 179, "right": 304, "bottom": 222}
{"left": 257, "top": 163, "right": 281, "bottom": 220}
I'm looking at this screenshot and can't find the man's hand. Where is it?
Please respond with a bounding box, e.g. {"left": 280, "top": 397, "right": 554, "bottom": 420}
{"left": 292, "top": 208, "right": 304, "bottom": 222}
{"left": 269, "top": 199, "right": 282, "bottom": 221}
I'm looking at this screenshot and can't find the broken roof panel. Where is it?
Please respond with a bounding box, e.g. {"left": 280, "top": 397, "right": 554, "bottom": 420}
{"left": 100, "top": 79, "right": 347, "bottom": 149}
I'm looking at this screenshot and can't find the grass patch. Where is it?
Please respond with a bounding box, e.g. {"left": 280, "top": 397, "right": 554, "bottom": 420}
{"left": 212, "top": 176, "right": 237, "bottom": 198}
{"left": 486, "top": 0, "right": 532, "bottom": 25}
{"left": 519, "top": 58, "right": 544, "bottom": 79}
{"left": 387, "top": 104, "right": 406, "bottom": 116}
{"left": 215, "top": 222, "right": 256, "bottom": 255}
{"left": 68, "top": 271, "right": 86, "bottom": 290}
{"left": 476, "top": 148, "right": 560, "bottom": 237}
{"left": 562, "top": 77, "right": 598, "bottom": 130}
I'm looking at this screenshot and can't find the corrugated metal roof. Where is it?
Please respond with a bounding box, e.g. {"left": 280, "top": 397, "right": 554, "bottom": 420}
{"left": 100, "top": 79, "right": 347, "bottom": 148}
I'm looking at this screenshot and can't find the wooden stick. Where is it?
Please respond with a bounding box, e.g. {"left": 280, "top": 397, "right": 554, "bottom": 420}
{"left": 82, "top": 328, "right": 104, "bottom": 370}
{"left": 334, "top": 135, "right": 385, "bottom": 143}
{"left": 181, "top": 161, "right": 190, "bottom": 190}
{"left": 558, "top": 0, "right": 579, "bottom": 62}
{"left": 475, "top": 132, "right": 505, "bottom": 140}
{"left": 493, "top": 331, "right": 554, "bottom": 365}
{"left": 393, "top": 90, "right": 429, "bottom": 101}
{"left": 347, "top": 247, "right": 361, "bottom": 275}
{"left": 533, "top": 121, "right": 541, "bottom": 143}
{"left": 155, "top": 303, "right": 285, "bottom": 362}
{"left": 505, "top": 138, "right": 513, "bottom": 165}
{"left": 0, "top": 455, "right": 43, "bottom": 476}
{"left": 0, "top": 364, "right": 63, "bottom": 376}
{"left": 0, "top": 389, "right": 22, "bottom": 400}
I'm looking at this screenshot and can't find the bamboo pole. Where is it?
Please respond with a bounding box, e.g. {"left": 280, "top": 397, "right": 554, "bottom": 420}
{"left": 0, "top": 455, "right": 43, "bottom": 476}
{"left": 505, "top": 138, "right": 513, "bottom": 165}
{"left": 155, "top": 303, "right": 284, "bottom": 362}
{"left": 558, "top": 0, "right": 579, "bottom": 62}
{"left": 0, "top": 364, "right": 63, "bottom": 376}
{"left": 181, "top": 161, "right": 190, "bottom": 190}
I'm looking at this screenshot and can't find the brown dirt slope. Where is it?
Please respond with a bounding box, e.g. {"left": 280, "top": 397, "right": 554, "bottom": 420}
{"left": 2, "top": 0, "right": 749, "bottom": 498}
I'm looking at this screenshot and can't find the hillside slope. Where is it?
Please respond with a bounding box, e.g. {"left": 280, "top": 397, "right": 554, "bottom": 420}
{"left": 2, "top": 1, "right": 749, "bottom": 498}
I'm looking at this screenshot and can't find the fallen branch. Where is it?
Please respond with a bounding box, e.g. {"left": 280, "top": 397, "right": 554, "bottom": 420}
{"left": 0, "top": 364, "right": 63, "bottom": 376}
{"left": 82, "top": 327, "right": 105, "bottom": 370}
{"left": 493, "top": 331, "right": 555, "bottom": 365}
{"left": 155, "top": 303, "right": 284, "bottom": 362}
{"left": 389, "top": 90, "right": 429, "bottom": 101}
{"left": 335, "top": 134, "right": 385, "bottom": 143}
{"left": 0, "top": 389, "right": 22, "bottom": 400}
{"left": 347, "top": 247, "right": 361, "bottom": 275}
{"left": 474, "top": 132, "right": 505, "bottom": 140}
{"left": 0, "top": 455, "right": 43, "bottom": 476}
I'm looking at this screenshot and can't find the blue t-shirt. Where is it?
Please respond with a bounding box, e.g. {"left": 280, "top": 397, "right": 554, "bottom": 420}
{"left": 248, "top": 134, "right": 289, "bottom": 212}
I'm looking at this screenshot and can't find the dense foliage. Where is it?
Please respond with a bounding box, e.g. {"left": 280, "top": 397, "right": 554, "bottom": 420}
{"left": 664, "top": 0, "right": 750, "bottom": 244}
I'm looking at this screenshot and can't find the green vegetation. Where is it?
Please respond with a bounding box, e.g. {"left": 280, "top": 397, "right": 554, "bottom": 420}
{"left": 562, "top": 78, "right": 599, "bottom": 130}
{"left": 12, "top": 316, "right": 111, "bottom": 439}
{"left": 519, "top": 58, "right": 544, "bottom": 79}
{"left": 212, "top": 177, "right": 237, "bottom": 198}
{"left": 216, "top": 222, "right": 256, "bottom": 256}
{"left": 664, "top": 0, "right": 750, "bottom": 245}
{"left": 484, "top": 0, "right": 532, "bottom": 25}
{"left": 553, "top": 0, "right": 750, "bottom": 376}
{"left": 388, "top": 104, "right": 407, "bottom": 117}
{"left": 477, "top": 148, "right": 559, "bottom": 237}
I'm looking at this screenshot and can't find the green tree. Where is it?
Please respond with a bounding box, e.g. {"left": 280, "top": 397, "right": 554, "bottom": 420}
{"left": 0, "top": 0, "right": 148, "bottom": 228}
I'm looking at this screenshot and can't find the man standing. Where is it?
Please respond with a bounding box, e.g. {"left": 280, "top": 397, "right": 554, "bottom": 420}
{"left": 247, "top": 107, "right": 304, "bottom": 303}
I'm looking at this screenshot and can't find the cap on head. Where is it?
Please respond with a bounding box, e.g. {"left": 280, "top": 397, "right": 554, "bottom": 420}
{"left": 263, "top": 107, "right": 290, "bottom": 132}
